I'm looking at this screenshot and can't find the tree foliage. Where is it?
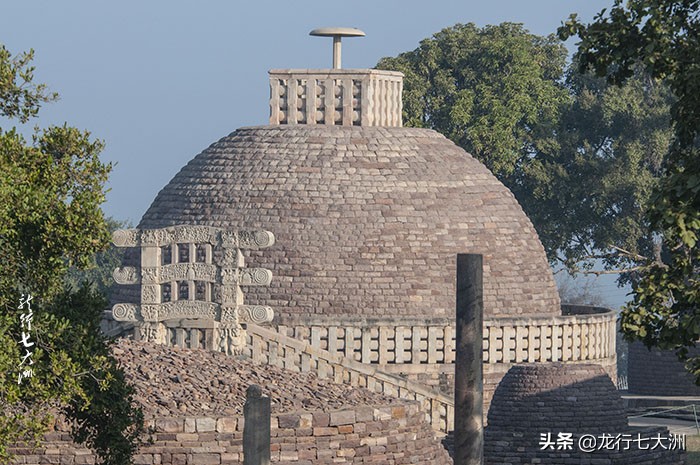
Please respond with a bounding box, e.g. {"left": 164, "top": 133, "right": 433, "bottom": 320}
{"left": 376, "top": 22, "right": 673, "bottom": 278}
{"left": 559, "top": 0, "right": 700, "bottom": 380}
{"left": 0, "top": 44, "right": 143, "bottom": 464}
{"left": 65, "top": 217, "right": 132, "bottom": 300}
{"left": 377, "top": 23, "right": 568, "bottom": 177}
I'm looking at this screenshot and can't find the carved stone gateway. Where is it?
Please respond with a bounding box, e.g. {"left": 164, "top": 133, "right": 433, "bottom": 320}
{"left": 111, "top": 225, "right": 275, "bottom": 354}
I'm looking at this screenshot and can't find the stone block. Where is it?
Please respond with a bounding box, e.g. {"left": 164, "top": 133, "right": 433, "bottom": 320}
{"left": 299, "top": 414, "right": 313, "bottom": 428}
{"left": 184, "top": 418, "right": 196, "bottom": 433}
{"left": 191, "top": 453, "right": 220, "bottom": 465}
{"left": 355, "top": 407, "right": 374, "bottom": 422}
{"left": 329, "top": 410, "right": 355, "bottom": 426}
{"left": 312, "top": 412, "right": 330, "bottom": 427}
{"left": 216, "top": 417, "right": 238, "bottom": 433}
{"left": 313, "top": 427, "right": 338, "bottom": 436}
{"left": 196, "top": 417, "right": 216, "bottom": 432}
{"left": 278, "top": 414, "right": 301, "bottom": 428}
{"left": 156, "top": 418, "right": 183, "bottom": 433}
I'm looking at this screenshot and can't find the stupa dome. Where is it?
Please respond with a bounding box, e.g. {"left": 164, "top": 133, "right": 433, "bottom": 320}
{"left": 138, "top": 121, "right": 560, "bottom": 322}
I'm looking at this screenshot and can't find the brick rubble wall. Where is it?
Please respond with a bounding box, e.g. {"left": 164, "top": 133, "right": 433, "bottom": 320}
{"left": 10, "top": 402, "right": 451, "bottom": 465}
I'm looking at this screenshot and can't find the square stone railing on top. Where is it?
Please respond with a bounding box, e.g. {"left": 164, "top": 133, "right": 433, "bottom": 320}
{"left": 110, "top": 225, "right": 276, "bottom": 354}
{"left": 269, "top": 69, "right": 403, "bottom": 127}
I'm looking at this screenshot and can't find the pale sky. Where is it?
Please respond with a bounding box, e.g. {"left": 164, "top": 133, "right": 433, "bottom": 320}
{"left": 2, "top": 0, "right": 628, "bottom": 306}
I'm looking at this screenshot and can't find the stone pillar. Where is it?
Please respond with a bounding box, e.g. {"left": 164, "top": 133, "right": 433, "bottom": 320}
{"left": 243, "top": 384, "right": 271, "bottom": 465}
{"left": 454, "top": 254, "right": 484, "bottom": 465}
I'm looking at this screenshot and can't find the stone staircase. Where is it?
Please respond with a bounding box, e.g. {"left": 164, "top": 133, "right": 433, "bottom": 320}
{"left": 244, "top": 323, "right": 454, "bottom": 433}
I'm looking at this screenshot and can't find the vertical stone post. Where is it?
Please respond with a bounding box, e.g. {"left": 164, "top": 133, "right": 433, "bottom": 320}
{"left": 244, "top": 384, "right": 271, "bottom": 465}
{"left": 454, "top": 254, "right": 484, "bottom": 465}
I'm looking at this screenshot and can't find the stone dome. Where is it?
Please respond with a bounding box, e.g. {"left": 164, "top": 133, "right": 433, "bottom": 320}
{"left": 139, "top": 124, "right": 560, "bottom": 322}
{"left": 484, "top": 363, "right": 685, "bottom": 465}
{"left": 486, "top": 363, "right": 628, "bottom": 433}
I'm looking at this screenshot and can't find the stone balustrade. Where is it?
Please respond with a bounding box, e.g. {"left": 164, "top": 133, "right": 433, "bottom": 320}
{"left": 245, "top": 323, "right": 455, "bottom": 433}
{"left": 274, "top": 308, "right": 617, "bottom": 367}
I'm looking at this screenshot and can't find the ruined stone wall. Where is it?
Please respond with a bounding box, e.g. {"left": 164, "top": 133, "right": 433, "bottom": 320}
{"left": 10, "top": 402, "right": 451, "bottom": 465}
{"left": 628, "top": 342, "right": 700, "bottom": 396}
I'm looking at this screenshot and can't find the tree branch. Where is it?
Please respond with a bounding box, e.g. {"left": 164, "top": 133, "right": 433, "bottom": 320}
{"left": 582, "top": 266, "right": 646, "bottom": 276}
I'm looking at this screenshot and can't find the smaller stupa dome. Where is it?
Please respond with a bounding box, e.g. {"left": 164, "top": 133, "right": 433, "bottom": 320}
{"left": 487, "top": 363, "right": 627, "bottom": 432}
{"left": 484, "top": 363, "right": 685, "bottom": 465}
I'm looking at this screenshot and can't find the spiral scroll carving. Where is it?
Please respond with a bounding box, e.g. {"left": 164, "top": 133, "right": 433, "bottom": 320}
{"left": 238, "top": 305, "right": 274, "bottom": 324}
{"left": 239, "top": 268, "right": 273, "bottom": 286}
{"left": 113, "top": 267, "right": 138, "bottom": 285}
{"left": 112, "top": 304, "right": 137, "bottom": 321}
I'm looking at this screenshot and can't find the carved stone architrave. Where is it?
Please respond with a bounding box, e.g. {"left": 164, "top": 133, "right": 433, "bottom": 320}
{"left": 112, "top": 229, "right": 139, "bottom": 248}
{"left": 113, "top": 267, "right": 139, "bottom": 285}
{"left": 220, "top": 230, "right": 237, "bottom": 248}
{"left": 238, "top": 305, "right": 275, "bottom": 324}
{"left": 140, "top": 228, "right": 173, "bottom": 247}
{"left": 172, "top": 225, "right": 216, "bottom": 244}
{"left": 238, "top": 230, "right": 275, "bottom": 249}
{"left": 220, "top": 306, "right": 239, "bottom": 324}
{"left": 158, "top": 301, "right": 218, "bottom": 321}
{"left": 140, "top": 304, "right": 159, "bottom": 322}
{"left": 160, "top": 263, "right": 217, "bottom": 283}
{"left": 111, "top": 303, "right": 138, "bottom": 322}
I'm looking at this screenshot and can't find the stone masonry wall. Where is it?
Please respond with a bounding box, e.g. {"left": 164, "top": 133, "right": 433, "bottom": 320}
{"left": 628, "top": 342, "right": 700, "bottom": 396}
{"left": 10, "top": 402, "right": 451, "bottom": 465}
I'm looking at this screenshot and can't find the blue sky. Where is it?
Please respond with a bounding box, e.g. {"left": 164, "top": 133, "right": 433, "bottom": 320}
{"left": 2, "top": 0, "right": 629, "bottom": 306}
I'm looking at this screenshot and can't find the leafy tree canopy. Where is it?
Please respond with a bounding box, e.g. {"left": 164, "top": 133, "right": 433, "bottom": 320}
{"left": 376, "top": 22, "right": 673, "bottom": 279}
{"left": 377, "top": 23, "right": 569, "bottom": 177}
{"left": 559, "top": 0, "right": 700, "bottom": 380}
{"left": 0, "top": 44, "right": 143, "bottom": 464}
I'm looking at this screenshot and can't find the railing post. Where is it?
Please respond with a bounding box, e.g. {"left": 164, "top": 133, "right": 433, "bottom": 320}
{"left": 243, "top": 384, "right": 271, "bottom": 465}
{"left": 454, "top": 254, "right": 484, "bottom": 465}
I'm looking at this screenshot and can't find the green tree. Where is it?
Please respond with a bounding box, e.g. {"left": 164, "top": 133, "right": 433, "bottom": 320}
{"left": 376, "top": 22, "right": 674, "bottom": 278}
{"left": 65, "top": 217, "right": 132, "bottom": 300}
{"left": 559, "top": 1, "right": 700, "bottom": 380}
{"left": 0, "top": 44, "right": 143, "bottom": 464}
{"left": 524, "top": 66, "right": 673, "bottom": 277}
{"left": 377, "top": 23, "right": 569, "bottom": 177}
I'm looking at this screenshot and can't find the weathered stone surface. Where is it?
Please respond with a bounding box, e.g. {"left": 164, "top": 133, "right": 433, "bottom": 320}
{"left": 127, "top": 125, "right": 560, "bottom": 321}
{"left": 111, "top": 338, "right": 398, "bottom": 418}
